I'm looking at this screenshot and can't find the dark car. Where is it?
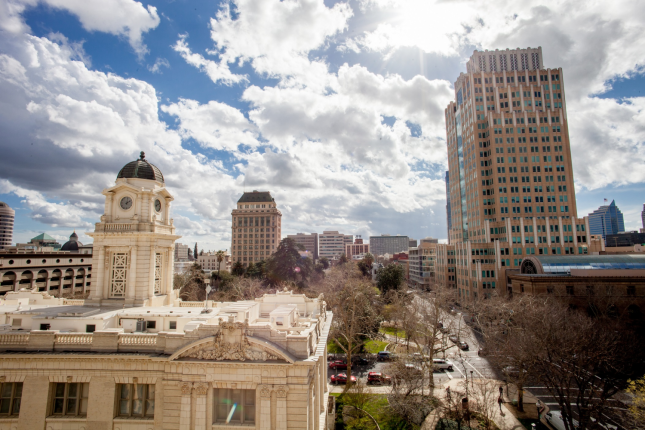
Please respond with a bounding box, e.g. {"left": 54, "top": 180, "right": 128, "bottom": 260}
{"left": 330, "top": 373, "right": 357, "bottom": 385}
{"left": 377, "top": 351, "right": 392, "bottom": 361}
{"left": 351, "top": 356, "right": 369, "bottom": 366}
{"left": 458, "top": 341, "right": 469, "bottom": 350}
{"left": 367, "top": 372, "right": 392, "bottom": 385}
{"left": 329, "top": 360, "right": 348, "bottom": 370}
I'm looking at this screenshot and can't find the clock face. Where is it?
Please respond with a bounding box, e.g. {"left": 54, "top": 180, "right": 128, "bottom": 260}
{"left": 154, "top": 199, "right": 161, "bottom": 212}
{"left": 120, "top": 196, "right": 133, "bottom": 210}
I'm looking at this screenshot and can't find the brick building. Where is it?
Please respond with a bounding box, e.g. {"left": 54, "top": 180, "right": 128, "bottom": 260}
{"left": 231, "top": 191, "right": 282, "bottom": 266}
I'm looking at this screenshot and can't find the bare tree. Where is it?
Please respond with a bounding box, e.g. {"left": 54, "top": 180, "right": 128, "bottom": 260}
{"left": 385, "top": 360, "right": 437, "bottom": 426}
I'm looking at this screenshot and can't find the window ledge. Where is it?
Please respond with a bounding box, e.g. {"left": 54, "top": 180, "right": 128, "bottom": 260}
{"left": 0, "top": 417, "right": 19, "bottom": 421}
{"left": 114, "top": 417, "right": 155, "bottom": 422}
{"left": 212, "top": 424, "right": 255, "bottom": 429}
{"left": 46, "top": 417, "right": 87, "bottom": 422}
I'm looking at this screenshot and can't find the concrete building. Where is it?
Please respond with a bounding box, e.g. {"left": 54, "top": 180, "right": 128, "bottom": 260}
{"left": 507, "top": 254, "right": 645, "bottom": 315}
{"left": 231, "top": 191, "right": 282, "bottom": 267}
{"left": 445, "top": 171, "right": 452, "bottom": 244}
{"left": 437, "top": 47, "right": 593, "bottom": 301}
{"left": 409, "top": 239, "right": 418, "bottom": 248}
{"left": 0, "top": 253, "right": 92, "bottom": 295}
{"left": 605, "top": 231, "right": 645, "bottom": 248}
{"left": 345, "top": 238, "right": 370, "bottom": 260}
{"left": 369, "top": 235, "right": 409, "bottom": 257}
{"left": 319, "top": 231, "right": 352, "bottom": 259}
{"left": 409, "top": 241, "right": 438, "bottom": 289}
{"left": 588, "top": 200, "right": 625, "bottom": 241}
{"left": 22, "top": 233, "right": 62, "bottom": 251}
{"left": 174, "top": 243, "right": 190, "bottom": 261}
{"left": 196, "top": 251, "right": 231, "bottom": 274}
{"left": 0, "top": 202, "right": 14, "bottom": 250}
{"left": 642, "top": 203, "right": 645, "bottom": 231}
{"left": 420, "top": 237, "right": 439, "bottom": 245}
{"left": 287, "top": 233, "right": 319, "bottom": 260}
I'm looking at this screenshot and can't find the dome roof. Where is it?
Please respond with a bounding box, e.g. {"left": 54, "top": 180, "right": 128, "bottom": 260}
{"left": 117, "top": 151, "right": 164, "bottom": 183}
{"left": 61, "top": 231, "right": 82, "bottom": 252}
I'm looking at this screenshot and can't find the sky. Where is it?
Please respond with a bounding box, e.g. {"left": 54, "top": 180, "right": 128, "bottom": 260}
{"left": 0, "top": 0, "right": 644, "bottom": 252}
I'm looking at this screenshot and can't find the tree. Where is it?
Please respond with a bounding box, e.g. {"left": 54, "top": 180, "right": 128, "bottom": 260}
{"left": 187, "top": 248, "right": 193, "bottom": 260}
{"left": 626, "top": 377, "right": 645, "bottom": 428}
{"left": 339, "top": 253, "right": 348, "bottom": 264}
{"left": 245, "top": 262, "right": 257, "bottom": 278}
{"left": 194, "top": 243, "right": 198, "bottom": 261}
{"left": 328, "top": 279, "right": 382, "bottom": 390}
{"left": 319, "top": 257, "right": 330, "bottom": 269}
{"left": 215, "top": 250, "right": 226, "bottom": 279}
{"left": 375, "top": 263, "right": 405, "bottom": 294}
{"left": 232, "top": 261, "right": 245, "bottom": 276}
{"left": 177, "top": 263, "right": 207, "bottom": 301}
{"left": 363, "top": 252, "right": 374, "bottom": 267}
{"left": 357, "top": 260, "right": 371, "bottom": 277}
{"left": 266, "top": 238, "right": 313, "bottom": 287}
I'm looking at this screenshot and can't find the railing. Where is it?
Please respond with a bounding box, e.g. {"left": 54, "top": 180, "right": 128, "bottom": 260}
{"left": 118, "top": 334, "right": 158, "bottom": 346}
{"left": 179, "top": 302, "right": 204, "bottom": 307}
{"left": 62, "top": 299, "right": 85, "bottom": 306}
{"left": 0, "top": 333, "right": 29, "bottom": 345}
{"left": 104, "top": 223, "right": 135, "bottom": 232}
{"left": 56, "top": 333, "right": 93, "bottom": 345}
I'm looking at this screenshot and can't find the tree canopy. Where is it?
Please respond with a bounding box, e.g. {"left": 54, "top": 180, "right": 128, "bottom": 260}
{"left": 265, "top": 238, "right": 313, "bottom": 287}
{"left": 375, "top": 263, "right": 405, "bottom": 294}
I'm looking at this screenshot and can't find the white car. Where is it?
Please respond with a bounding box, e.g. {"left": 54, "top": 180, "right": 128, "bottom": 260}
{"left": 432, "top": 358, "right": 454, "bottom": 371}
{"left": 545, "top": 410, "right": 579, "bottom": 430}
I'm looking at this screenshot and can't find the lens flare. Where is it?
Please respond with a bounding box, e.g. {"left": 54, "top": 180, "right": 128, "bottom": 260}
{"left": 226, "top": 403, "right": 237, "bottom": 423}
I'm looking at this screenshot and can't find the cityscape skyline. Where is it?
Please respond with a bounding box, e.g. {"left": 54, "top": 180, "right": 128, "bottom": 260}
{"left": 0, "top": 0, "right": 644, "bottom": 253}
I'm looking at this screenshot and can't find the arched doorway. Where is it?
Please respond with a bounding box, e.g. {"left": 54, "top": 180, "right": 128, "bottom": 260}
{"left": 50, "top": 269, "right": 62, "bottom": 294}
{"left": 62, "top": 269, "right": 74, "bottom": 294}
{"left": 1, "top": 271, "right": 16, "bottom": 293}
{"left": 36, "top": 270, "right": 48, "bottom": 291}
{"left": 19, "top": 270, "right": 33, "bottom": 288}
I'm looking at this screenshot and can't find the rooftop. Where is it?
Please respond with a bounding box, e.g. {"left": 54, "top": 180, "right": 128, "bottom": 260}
{"left": 237, "top": 191, "right": 275, "bottom": 203}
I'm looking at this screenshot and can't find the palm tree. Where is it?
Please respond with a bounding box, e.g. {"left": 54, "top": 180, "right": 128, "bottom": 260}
{"left": 215, "top": 250, "right": 226, "bottom": 279}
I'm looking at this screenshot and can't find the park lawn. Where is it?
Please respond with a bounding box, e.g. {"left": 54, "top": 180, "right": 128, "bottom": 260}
{"left": 364, "top": 339, "right": 388, "bottom": 354}
{"left": 380, "top": 326, "right": 407, "bottom": 339}
{"left": 336, "top": 393, "right": 417, "bottom": 430}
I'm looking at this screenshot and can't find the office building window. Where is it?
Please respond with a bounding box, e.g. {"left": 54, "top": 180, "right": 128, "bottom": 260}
{"left": 51, "top": 383, "right": 89, "bottom": 416}
{"left": 214, "top": 388, "right": 255, "bottom": 424}
{"left": 0, "top": 383, "right": 22, "bottom": 416}
{"left": 117, "top": 384, "right": 155, "bottom": 418}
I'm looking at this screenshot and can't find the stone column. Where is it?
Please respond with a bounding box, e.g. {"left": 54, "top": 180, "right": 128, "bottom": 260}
{"left": 275, "top": 385, "right": 288, "bottom": 430}
{"left": 148, "top": 247, "right": 157, "bottom": 299}
{"left": 127, "top": 246, "right": 138, "bottom": 301}
{"left": 17, "top": 376, "right": 49, "bottom": 430}
{"left": 87, "top": 376, "right": 116, "bottom": 429}
{"left": 29, "top": 274, "right": 36, "bottom": 291}
{"left": 45, "top": 271, "right": 51, "bottom": 292}
{"left": 259, "top": 385, "right": 272, "bottom": 430}
{"left": 179, "top": 382, "right": 193, "bottom": 430}
{"left": 194, "top": 383, "right": 209, "bottom": 430}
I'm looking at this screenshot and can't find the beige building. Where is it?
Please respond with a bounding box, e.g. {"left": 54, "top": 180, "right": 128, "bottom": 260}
{"left": 408, "top": 241, "right": 438, "bottom": 289}
{"left": 345, "top": 238, "right": 369, "bottom": 260}
{"left": 0, "top": 154, "right": 333, "bottom": 430}
{"left": 231, "top": 191, "right": 282, "bottom": 266}
{"left": 318, "top": 231, "right": 352, "bottom": 259}
{"left": 287, "top": 233, "right": 319, "bottom": 260}
{"left": 196, "top": 251, "right": 231, "bottom": 274}
{"left": 438, "top": 47, "right": 591, "bottom": 301}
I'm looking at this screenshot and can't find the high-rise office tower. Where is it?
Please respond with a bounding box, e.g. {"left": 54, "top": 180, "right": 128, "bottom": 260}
{"left": 231, "top": 191, "right": 282, "bottom": 266}
{"left": 437, "top": 47, "right": 590, "bottom": 302}
{"left": 641, "top": 203, "right": 645, "bottom": 231}
{"left": 445, "top": 171, "right": 451, "bottom": 243}
{"left": 588, "top": 200, "right": 625, "bottom": 240}
{"left": 0, "top": 202, "right": 14, "bottom": 250}
{"left": 445, "top": 47, "right": 577, "bottom": 244}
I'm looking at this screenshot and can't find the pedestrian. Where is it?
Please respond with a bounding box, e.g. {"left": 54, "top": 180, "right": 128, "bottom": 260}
{"left": 446, "top": 386, "right": 451, "bottom": 398}
{"left": 498, "top": 395, "right": 503, "bottom": 413}
{"left": 499, "top": 385, "right": 503, "bottom": 397}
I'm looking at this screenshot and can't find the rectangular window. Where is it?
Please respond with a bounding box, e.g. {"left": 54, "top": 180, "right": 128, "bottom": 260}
{"left": 118, "top": 384, "right": 155, "bottom": 418}
{"left": 214, "top": 389, "right": 255, "bottom": 424}
{"left": 0, "top": 383, "right": 22, "bottom": 416}
{"left": 169, "top": 321, "right": 177, "bottom": 330}
{"left": 51, "top": 383, "right": 89, "bottom": 417}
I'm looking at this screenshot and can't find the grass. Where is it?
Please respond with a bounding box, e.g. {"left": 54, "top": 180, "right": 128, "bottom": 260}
{"left": 380, "top": 326, "right": 407, "bottom": 338}
{"left": 364, "top": 339, "right": 388, "bottom": 354}
{"left": 335, "top": 393, "right": 417, "bottom": 430}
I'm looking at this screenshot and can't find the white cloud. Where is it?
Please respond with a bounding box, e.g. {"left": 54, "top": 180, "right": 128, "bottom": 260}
{"left": 1, "top": 0, "right": 160, "bottom": 56}
{"left": 148, "top": 57, "right": 169, "bottom": 74}
{"left": 172, "top": 34, "right": 247, "bottom": 85}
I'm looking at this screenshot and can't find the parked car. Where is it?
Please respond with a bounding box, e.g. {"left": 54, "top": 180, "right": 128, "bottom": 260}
{"left": 328, "top": 360, "right": 348, "bottom": 370}
{"left": 367, "top": 372, "right": 391, "bottom": 385}
{"left": 351, "top": 356, "right": 369, "bottom": 366}
{"left": 432, "top": 358, "right": 454, "bottom": 371}
{"left": 448, "top": 335, "right": 459, "bottom": 343}
{"left": 404, "top": 363, "right": 423, "bottom": 376}
{"left": 545, "top": 410, "right": 580, "bottom": 430}
{"left": 458, "top": 341, "right": 469, "bottom": 351}
{"left": 330, "top": 373, "right": 357, "bottom": 385}
{"left": 377, "top": 351, "right": 392, "bottom": 361}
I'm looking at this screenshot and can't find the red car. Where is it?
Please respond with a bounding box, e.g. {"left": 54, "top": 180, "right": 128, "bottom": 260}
{"left": 367, "top": 372, "right": 391, "bottom": 385}
{"left": 328, "top": 360, "right": 348, "bottom": 370}
{"left": 330, "top": 373, "right": 357, "bottom": 385}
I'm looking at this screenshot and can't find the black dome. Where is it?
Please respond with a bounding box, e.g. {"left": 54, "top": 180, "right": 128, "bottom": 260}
{"left": 117, "top": 151, "right": 164, "bottom": 183}
{"left": 61, "top": 231, "right": 82, "bottom": 252}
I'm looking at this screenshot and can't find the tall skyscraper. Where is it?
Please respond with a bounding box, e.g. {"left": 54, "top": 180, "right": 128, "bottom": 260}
{"left": 588, "top": 200, "right": 625, "bottom": 240}
{"left": 436, "top": 47, "right": 591, "bottom": 302}
{"left": 641, "top": 203, "right": 645, "bottom": 231}
{"left": 0, "top": 202, "right": 15, "bottom": 250}
{"left": 231, "top": 191, "right": 282, "bottom": 266}
{"left": 445, "top": 171, "right": 451, "bottom": 244}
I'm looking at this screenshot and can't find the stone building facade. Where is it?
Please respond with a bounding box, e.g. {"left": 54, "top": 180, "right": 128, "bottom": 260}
{"left": 231, "top": 192, "right": 282, "bottom": 267}
{"left": 0, "top": 253, "right": 91, "bottom": 295}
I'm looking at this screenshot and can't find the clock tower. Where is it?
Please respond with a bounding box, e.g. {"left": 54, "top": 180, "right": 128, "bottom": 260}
{"left": 87, "top": 152, "right": 181, "bottom": 307}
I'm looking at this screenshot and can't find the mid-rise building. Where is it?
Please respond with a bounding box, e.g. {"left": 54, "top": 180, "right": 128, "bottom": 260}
{"left": 369, "top": 234, "right": 409, "bottom": 256}
{"left": 196, "top": 251, "right": 231, "bottom": 274}
{"left": 420, "top": 237, "right": 439, "bottom": 245}
{"left": 0, "top": 201, "right": 14, "bottom": 250}
{"left": 231, "top": 191, "right": 282, "bottom": 266}
{"left": 445, "top": 171, "right": 452, "bottom": 244}
{"left": 641, "top": 203, "right": 645, "bottom": 231}
{"left": 319, "top": 231, "right": 352, "bottom": 259}
{"left": 174, "top": 243, "right": 190, "bottom": 261}
{"left": 588, "top": 200, "right": 625, "bottom": 241}
{"left": 286, "top": 233, "right": 319, "bottom": 260}
{"left": 409, "top": 241, "right": 438, "bottom": 289}
{"left": 27, "top": 233, "right": 62, "bottom": 251}
{"left": 409, "top": 238, "right": 418, "bottom": 248}
{"left": 605, "top": 231, "right": 645, "bottom": 248}
{"left": 437, "top": 47, "right": 592, "bottom": 301}
{"left": 345, "top": 238, "right": 370, "bottom": 260}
